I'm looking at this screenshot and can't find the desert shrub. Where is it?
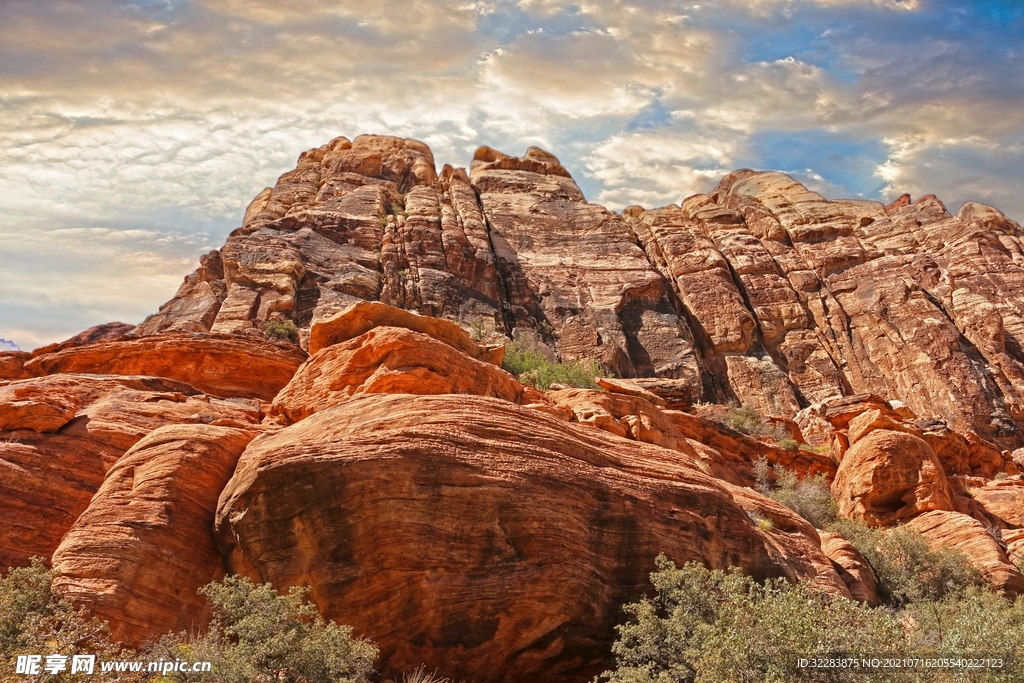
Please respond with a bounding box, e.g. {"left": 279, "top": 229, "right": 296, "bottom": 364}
{"left": 149, "top": 576, "right": 376, "bottom": 683}
{"left": 778, "top": 438, "right": 798, "bottom": 451}
{"left": 1, "top": 559, "right": 141, "bottom": 683}
{"left": 264, "top": 320, "right": 299, "bottom": 343}
{"left": 831, "top": 521, "right": 983, "bottom": 607}
{"left": 501, "top": 340, "right": 605, "bottom": 390}
{"left": 387, "top": 665, "right": 452, "bottom": 683}
{"left": 597, "top": 555, "right": 903, "bottom": 683}
{"left": 715, "top": 403, "right": 789, "bottom": 441}
{"left": 753, "top": 460, "right": 838, "bottom": 529}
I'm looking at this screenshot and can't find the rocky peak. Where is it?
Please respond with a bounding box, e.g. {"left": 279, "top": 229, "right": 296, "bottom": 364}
{"left": 130, "top": 134, "right": 1024, "bottom": 448}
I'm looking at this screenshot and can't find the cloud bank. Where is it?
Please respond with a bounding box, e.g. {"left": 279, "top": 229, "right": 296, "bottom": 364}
{"left": 1, "top": 0, "right": 1021, "bottom": 347}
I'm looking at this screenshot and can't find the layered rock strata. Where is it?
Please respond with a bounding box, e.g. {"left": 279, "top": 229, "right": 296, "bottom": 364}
{"left": 132, "top": 135, "right": 1024, "bottom": 448}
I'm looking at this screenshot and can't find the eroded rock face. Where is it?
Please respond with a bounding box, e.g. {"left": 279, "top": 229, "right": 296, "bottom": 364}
{"left": 52, "top": 425, "right": 256, "bottom": 646}
{"left": 0, "top": 375, "right": 262, "bottom": 570}
{"left": 906, "top": 510, "right": 1024, "bottom": 598}
{"left": 832, "top": 429, "right": 959, "bottom": 526}
{"left": 132, "top": 136, "right": 1024, "bottom": 448}
{"left": 23, "top": 334, "right": 306, "bottom": 401}
{"left": 273, "top": 326, "right": 523, "bottom": 423}
{"left": 215, "top": 393, "right": 841, "bottom": 683}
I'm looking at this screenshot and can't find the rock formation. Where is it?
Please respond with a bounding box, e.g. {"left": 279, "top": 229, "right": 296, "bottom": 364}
{"left": 6, "top": 133, "right": 1024, "bottom": 682}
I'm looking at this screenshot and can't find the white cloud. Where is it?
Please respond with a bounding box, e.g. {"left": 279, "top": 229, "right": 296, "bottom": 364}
{"left": 0, "top": 0, "right": 1020, "bottom": 347}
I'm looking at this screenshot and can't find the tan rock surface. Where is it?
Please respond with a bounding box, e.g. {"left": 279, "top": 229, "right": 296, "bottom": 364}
{"left": 52, "top": 424, "right": 256, "bottom": 646}
{"left": 906, "top": 510, "right": 1024, "bottom": 597}
{"left": 273, "top": 326, "right": 523, "bottom": 423}
{"left": 216, "top": 393, "right": 843, "bottom": 683}
{"left": 23, "top": 333, "right": 306, "bottom": 401}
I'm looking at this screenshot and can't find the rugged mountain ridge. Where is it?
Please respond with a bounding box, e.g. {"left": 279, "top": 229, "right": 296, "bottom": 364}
{"left": 4, "top": 134, "right": 1024, "bottom": 682}
{"left": 133, "top": 134, "right": 1024, "bottom": 447}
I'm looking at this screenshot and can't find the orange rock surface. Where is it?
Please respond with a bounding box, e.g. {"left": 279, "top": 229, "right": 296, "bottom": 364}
{"left": 274, "top": 326, "right": 522, "bottom": 423}
{"left": 0, "top": 374, "right": 262, "bottom": 569}
{"left": 52, "top": 424, "right": 256, "bottom": 646}
{"left": 216, "top": 393, "right": 844, "bottom": 683}
{"left": 832, "top": 429, "right": 958, "bottom": 526}
{"left": 819, "top": 531, "right": 881, "bottom": 606}
{"left": 23, "top": 333, "right": 306, "bottom": 400}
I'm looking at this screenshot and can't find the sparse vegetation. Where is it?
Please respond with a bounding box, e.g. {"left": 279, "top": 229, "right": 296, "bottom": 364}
{"left": 715, "top": 403, "right": 790, "bottom": 441}
{"left": 1, "top": 559, "right": 142, "bottom": 682}
{"left": 778, "top": 437, "right": 798, "bottom": 451}
{"left": 599, "top": 554, "right": 1024, "bottom": 683}
{"left": 754, "top": 459, "right": 838, "bottom": 529}
{"left": 264, "top": 320, "right": 299, "bottom": 343}
{"left": 830, "top": 520, "right": 983, "bottom": 607}
{"left": 387, "top": 665, "right": 451, "bottom": 683}
{"left": 501, "top": 340, "right": 605, "bottom": 390}
{"left": 149, "top": 576, "right": 377, "bottom": 683}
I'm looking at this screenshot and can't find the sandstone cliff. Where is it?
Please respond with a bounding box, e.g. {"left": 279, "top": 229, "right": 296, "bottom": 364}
{"left": 5, "top": 134, "right": 1024, "bottom": 683}
{"left": 132, "top": 135, "right": 1024, "bottom": 448}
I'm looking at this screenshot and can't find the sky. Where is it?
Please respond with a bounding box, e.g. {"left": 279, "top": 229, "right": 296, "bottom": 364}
{"left": 1, "top": 0, "right": 1022, "bottom": 350}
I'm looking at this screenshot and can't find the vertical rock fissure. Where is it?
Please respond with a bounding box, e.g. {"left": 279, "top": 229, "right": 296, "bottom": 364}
{"left": 473, "top": 187, "right": 518, "bottom": 336}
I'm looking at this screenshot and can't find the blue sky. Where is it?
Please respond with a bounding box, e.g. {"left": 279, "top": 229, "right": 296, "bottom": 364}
{"left": 1, "top": 0, "right": 1022, "bottom": 348}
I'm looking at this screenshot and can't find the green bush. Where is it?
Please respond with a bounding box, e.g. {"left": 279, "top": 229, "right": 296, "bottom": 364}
{"left": 830, "top": 521, "right": 983, "bottom": 607}
{"left": 599, "top": 555, "right": 1024, "bottom": 683}
{"left": 1, "top": 559, "right": 141, "bottom": 683}
{"left": 598, "top": 555, "right": 903, "bottom": 683}
{"left": 149, "top": 576, "right": 377, "bottom": 683}
{"left": 264, "top": 320, "right": 299, "bottom": 343}
{"left": 753, "top": 460, "right": 838, "bottom": 529}
{"left": 716, "top": 403, "right": 790, "bottom": 441}
{"left": 501, "top": 340, "right": 605, "bottom": 390}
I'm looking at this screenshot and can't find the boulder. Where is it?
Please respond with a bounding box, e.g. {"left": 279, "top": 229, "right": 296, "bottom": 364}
{"left": 309, "top": 300, "right": 503, "bottom": 364}
{"left": 0, "top": 351, "right": 33, "bottom": 381}
{"left": 215, "top": 393, "right": 843, "bottom": 683}
{"left": 832, "top": 429, "right": 958, "bottom": 526}
{"left": 273, "top": 326, "right": 523, "bottom": 423}
{"left": 52, "top": 425, "right": 256, "bottom": 646}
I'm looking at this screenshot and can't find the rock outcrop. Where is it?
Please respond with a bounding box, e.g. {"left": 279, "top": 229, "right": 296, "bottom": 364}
{"left": 132, "top": 135, "right": 1024, "bottom": 449}
{"left": 10, "top": 132, "right": 1024, "bottom": 682}
{"left": 0, "top": 374, "right": 262, "bottom": 570}
{"left": 215, "top": 393, "right": 844, "bottom": 683}
{"left": 52, "top": 424, "right": 256, "bottom": 645}
{"left": 23, "top": 333, "right": 306, "bottom": 401}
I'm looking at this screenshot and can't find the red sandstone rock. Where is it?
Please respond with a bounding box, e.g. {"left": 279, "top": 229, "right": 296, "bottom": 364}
{"left": 32, "top": 322, "right": 135, "bottom": 356}
{"left": 832, "top": 429, "right": 958, "bottom": 526}
{"left": 273, "top": 326, "right": 523, "bottom": 423}
{"left": 52, "top": 424, "right": 256, "bottom": 646}
{"left": 130, "top": 136, "right": 1024, "bottom": 448}
{"left": 0, "top": 375, "right": 262, "bottom": 570}
{"left": 0, "top": 351, "right": 33, "bottom": 380}
{"left": 23, "top": 333, "right": 305, "bottom": 401}
{"left": 906, "top": 510, "right": 1024, "bottom": 597}
{"left": 819, "top": 531, "right": 881, "bottom": 606}
{"left": 215, "top": 393, "right": 845, "bottom": 683}
{"left": 309, "top": 300, "right": 502, "bottom": 363}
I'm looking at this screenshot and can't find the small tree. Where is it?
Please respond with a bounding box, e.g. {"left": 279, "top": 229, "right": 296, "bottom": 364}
{"left": 150, "top": 576, "right": 377, "bottom": 683}
{"left": 1, "top": 559, "right": 142, "bottom": 683}
{"left": 830, "top": 521, "right": 983, "bottom": 607}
